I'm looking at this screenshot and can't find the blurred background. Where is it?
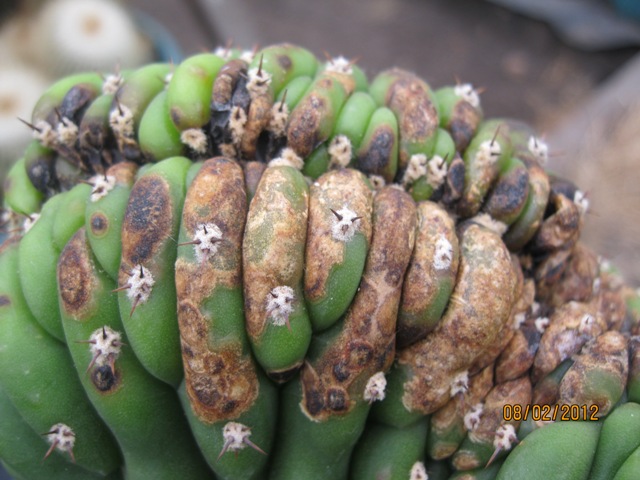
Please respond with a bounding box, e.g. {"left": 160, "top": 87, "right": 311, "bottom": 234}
{"left": 0, "top": 0, "right": 639, "bottom": 475}
{"left": 0, "top": 0, "right": 639, "bottom": 276}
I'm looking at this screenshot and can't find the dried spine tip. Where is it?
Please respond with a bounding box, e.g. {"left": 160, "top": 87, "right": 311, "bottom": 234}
{"left": 326, "top": 56, "right": 353, "bottom": 75}
{"left": 43, "top": 423, "right": 75, "bottom": 462}
{"left": 89, "top": 175, "right": 116, "bottom": 202}
{"left": 266, "top": 286, "right": 295, "bottom": 327}
{"left": 268, "top": 148, "right": 304, "bottom": 170}
{"left": 402, "top": 154, "right": 428, "bottom": 186}
{"left": 476, "top": 139, "right": 502, "bottom": 167}
{"left": 109, "top": 103, "right": 134, "bottom": 137}
{"left": 363, "top": 372, "right": 387, "bottom": 403}
{"left": 427, "top": 155, "right": 448, "bottom": 189}
{"left": 464, "top": 403, "right": 484, "bottom": 431}
{"left": 87, "top": 326, "right": 123, "bottom": 371}
{"left": 230, "top": 106, "right": 248, "bottom": 144}
{"left": 218, "top": 422, "right": 266, "bottom": 460}
{"left": 409, "top": 461, "right": 429, "bottom": 480}
{"left": 190, "top": 223, "right": 223, "bottom": 263}
{"left": 102, "top": 73, "right": 124, "bottom": 95}
{"left": 268, "top": 101, "right": 289, "bottom": 136}
{"left": 56, "top": 117, "right": 79, "bottom": 146}
{"left": 450, "top": 370, "right": 469, "bottom": 396}
{"left": 181, "top": 128, "right": 208, "bottom": 154}
{"left": 573, "top": 190, "right": 589, "bottom": 216}
{"left": 330, "top": 206, "right": 361, "bottom": 242}
{"left": 328, "top": 135, "right": 352, "bottom": 169}
{"left": 535, "top": 316, "right": 550, "bottom": 333}
{"left": 433, "top": 235, "right": 453, "bottom": 270}
{"left": 247, "top": 65, "right": 272, "bottom": 98}
{"left": 454, "top": 83, "right": 480, "bottom": 108}
{"left": 528, "top": 136, "right": 549, "bottom": 165}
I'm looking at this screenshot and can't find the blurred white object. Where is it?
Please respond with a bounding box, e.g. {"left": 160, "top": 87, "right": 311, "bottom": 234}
{"left": 0, "top": 65, "right": 50, "bottom": 175}
{"left": 34, "top": 0, "right": 153, "bottom": 74}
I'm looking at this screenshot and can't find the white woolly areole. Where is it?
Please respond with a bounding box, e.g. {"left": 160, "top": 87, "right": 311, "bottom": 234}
{"left": 45, "top": 423, "right": 75, "bottom": 455}
{"left": 454, "top": 83, "right": 480, "bottom": 108}
{"left": 181, "top": 128, "right": 208, "bottom": 154}
{"left": 89, "top": 175, "right": 116, "bottom": 202}
{"left": 493, "top": 424, "right": 518, "bottom": 451}
{"left": 368, "top": 175, "right": 386, "bottom": 191}
{"left": 473, "top": 213, "right": 508, "bottom": 236}
{"left": 574, "top": 190, "right": 589, "bottom": 217}
{"left": 427, "top": 155, "right": 448, "bottom": 189}
{"left": 268, "top": 148, "right": 304, "bottom": 170}
{"left": 164, "top": 72, "right": 173, "bottom": 85}
{"left": 531, "top": 301, "right": 541, "bottom": 316}
{"left": 363, "top": 372, "right": 387, "bottom": 403}
{"left": 268, "top": 102, "right": 289, "bottom": 136}
{"left": 213, "top": 46, "right": 233, "bottom": 60}
{"left": 89, "top": 326, "right": 122, "bottom": 367}
{"left": 102, "top": 73, "right": 124, "bottom": 95}
{"left": 476, "top": 139, "right": 502, "bottom": 167}
{"left": 328, "top": 135, "right": 353, "bottom": 169}
{"left": 192, "top": 223, "right": 223, "bottom": 263}
{"left": 33, "top": 120, "right": 58, "bottom": 147}
{"left": 331, "top": 206, "right": 361, "bottom": 242}
{"left": 410, "top": 461, "right": 429, "bottom": 480}
{"left": 578, "top": 313, "right": 596, "bottom": 336}
{"left": 433, "top": 236, "right": 453, "bottom": 270}
{"left": 240, "top": 49, "right": 256, "bottom": 63}
{"left": 326, "top": 56, "right": 353, "bottom": 75}
{"left": 450, "top": 370, "right": 469, "bottom": 396}
{"left": 221, "top": 422, "right": 253, "bottom": 454}
{"left": 528, "top": 136, "right": 549, "bottom": 165}
{"left": 125, "top": 265, "right": 154, "bottom": 306}
{"left": 23, "top": 213, "right": 41, "bottom": 233}
{"left": 403, "top": 154, "right": 428, "bottom": 186}
{"left": 513, "top": 312, "right": 527, "bottom": 329}
{"left": 109, "top": 103, "right": 134, "bottom": 137}
{"left": 266, "top": 286, "right": 295, "bottom": 327}
{"left": 229, "top": 106, "right": 248, "bottom": 144}
{"left": 464, "top": 403, "right": 484, "bottom": 431}
{"left": 247, "top": 67, "right": 272, "bottom": 97}
{"left": 56, "top": 117, "right": 78, "bottom": 146}
{"left": 535, "top": 316, "right": 550, "bottom": 334}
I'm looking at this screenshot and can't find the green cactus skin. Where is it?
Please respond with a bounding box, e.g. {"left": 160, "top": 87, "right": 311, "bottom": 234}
{"left": 3, "top": 156, "right": 44, "bottom": 215}
{"left": 138, "top": 91, "right": 185, "bottom": 161}
{"left": 0, "top": 240, "right": 121, "bottom": 476}
{"left": 355, "top": 106, "right": 399, "bottom": 183}
{"left": 58, "top": 229, "right": 213, "bottom": 480}
{"left": 331, "top": 91, "right": 377, "bottom": 158}
{"left": 117, "top": 156, "right": 191, "bottom": 387}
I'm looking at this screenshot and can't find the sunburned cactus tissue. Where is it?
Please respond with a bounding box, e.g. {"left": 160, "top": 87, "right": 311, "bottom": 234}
{"left": 1, "top": 43, "right": 640, "bottom": 480}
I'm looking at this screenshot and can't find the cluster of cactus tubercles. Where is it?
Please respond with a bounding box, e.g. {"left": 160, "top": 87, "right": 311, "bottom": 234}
{"left": 1, "top": 43, "right": 640, "bottom": 480}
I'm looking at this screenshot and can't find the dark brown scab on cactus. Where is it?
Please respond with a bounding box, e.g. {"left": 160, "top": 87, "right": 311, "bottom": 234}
{"left": 58, "top": 229, "right": 97, "bottom": 318}
{"left": 91, "top": 364, "right": 120, "bottom": 393}
{"left": 382, "top": 70, "right": 439, "bottom": 171}
{"left": 120, "top": 175, "right": 172, "bottom": 269}
{"left": 450, "top": 100, "right": 482, "bottom": 152}
{"left": 356, "top": 126, "right": 396, "bottom": 181}
{"left": 286, "top": 90, "right": 329, "bottom": 158}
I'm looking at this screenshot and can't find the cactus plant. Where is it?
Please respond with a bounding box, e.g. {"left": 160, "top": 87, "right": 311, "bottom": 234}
{"left": 1, "top": 43, "right": 639, "bottom": 480}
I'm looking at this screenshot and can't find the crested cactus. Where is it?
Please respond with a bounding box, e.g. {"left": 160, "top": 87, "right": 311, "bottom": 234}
{"left": 1, "top": 43, "right": 639, "bottom": 480}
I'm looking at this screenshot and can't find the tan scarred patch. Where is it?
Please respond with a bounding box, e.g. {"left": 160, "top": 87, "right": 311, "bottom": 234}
{"left": 304, "top": 169, "right": 373, "bottom": 304}
{"left": 300, "top": 187, "right": 416, "bottom": 421}
{"left": 400, "top": 223, "right": 518, "bottom": 415}
{"left": 449, "top": 99, "right": 482, "bottom": 152}
{"left": 382, "top": 69, "right": 438, "bottom": 172}
{"left": 240, "top": 93, "right": 273, "bottom": 160}
{"left": 175, "top": 157, "right": 258, "bottom": 423}
{"left": 57, "top": 228, "right": 98, "bottom": 319}
{"left": 243, "top": 166, "right": 309, "bottom": 340}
